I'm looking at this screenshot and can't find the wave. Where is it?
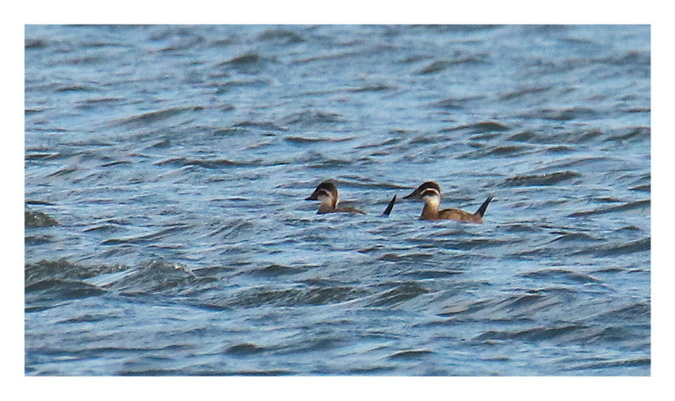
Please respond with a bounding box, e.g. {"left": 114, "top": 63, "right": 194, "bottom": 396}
{"left": 216, "top": 53, "right": 276, "bottom": 74}
{"left": 203, "top": 285, "right": 367, "bottom": 309}
{"left": 101, "top": 224, "right": 195, "bottom": 245}
{"left": 26, "top": 278, "right": 106, "bottom": 300}
{"left": 533, "top": 107, "right": 602, "bottom": 121}
{"left": 569, "top": 199, "right": 650, "bottom": 217}
{"left": 232, "top": 120, "right": 287, "bottom": 131}
{"left": 224, "top": 343, "right": 268, "bottom": 356}
{"left": 284, "top": 135, "right": 356, "bottom": 144}
{"left": 441, "top": 121, "right": 510, "bottom": 133}
{"left": 499, "top": 86, "right": 552, "bottom": 101}
{"left": 109, "top": 106, "right": 201, "bottom": 127}
{"left": 256, "top": 28, "right": 305, "bottom": 44}
{"left": 346, "top": 84, "right": 395, "bottom": 93}
{"left": 25, "top": 259, "right": 216, "bottom": 303}
{"left": 418, "top": 56, "right": 486, "bottom": 74}
{"left": 589, "top": 237, "right": 651, "bottom": 257}
{"left": 388, "top": 349, "right": 433, "bottom": 360}
{"left": 153, "top": 157, "right": 262, "bottom": 168}
{"left": 571, "top": 358, "right": 650, "bottom": 372}
{"left": 594, "top": 302, "right": 650, "bottom": 322}
{"left": 368, "top": 282, "right": 430, "bottom": 307}
{"left": 25, "top": 209, "right": 59, "bottom": 228}
{"left": 281, "top": 110, "right": 347, "bottom": 126}
{"left": 507, "top": 129, "right": 620, "bottom": 145}
{"left": 247, "top": 264, "right": 307, "bottom": 277}
{"left": 25, "top": 259, "right": 126, "bottom": 287}
{"left": 474, "top": 324, "right": 587, "bottom": 343}
{"left": 519, "top": 269, "right": 601, "bottom": 284}
{"left": 504, "top": 171, "right": 582, "bottom": 187}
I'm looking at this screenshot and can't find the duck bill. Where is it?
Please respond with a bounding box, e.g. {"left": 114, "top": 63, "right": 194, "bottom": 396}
{"left": 403, "top": 190, "right": 419, "bottom": 200}
{"left": 305, "top": 192, "right": 318, "bottom": 201}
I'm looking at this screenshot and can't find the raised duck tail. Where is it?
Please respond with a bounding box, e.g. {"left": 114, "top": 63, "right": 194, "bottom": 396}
{"left": 382, "top": 195, "right": 397, "bottom": 217}
{"left": 474, "top": 195, "right": 494, "bottom": 217}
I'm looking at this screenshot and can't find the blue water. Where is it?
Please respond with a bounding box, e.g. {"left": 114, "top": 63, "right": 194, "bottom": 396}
{"left": 25, "top": 25, "right": 650, "bottom": 375}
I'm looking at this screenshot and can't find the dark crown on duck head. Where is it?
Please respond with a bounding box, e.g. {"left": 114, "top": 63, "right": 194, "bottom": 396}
{"left": 403, "top": 181, "right": 441, "bottom": 199}
{"left": 305, "top": 181, "right": 339, "bottom": 201}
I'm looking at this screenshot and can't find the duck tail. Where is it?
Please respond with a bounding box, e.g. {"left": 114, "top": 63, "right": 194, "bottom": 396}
{"left": 474, "top": 195, "right": 494, "bottom": 217}
{"left": 382, "top": 195, "right": 397, "bottom": 217}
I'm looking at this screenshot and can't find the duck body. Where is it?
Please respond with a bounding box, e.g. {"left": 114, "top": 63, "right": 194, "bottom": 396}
{"left": 305, "top": 181, "right": 396, "bottom": 216}
{"left": 404, "top": 181, "right": 493, "bottom": 223}
{"left": 305, "top": 181, "right": 366, "bottom": 215}
{"left": 423, "top": 206, "right": 486, "bottom": 223}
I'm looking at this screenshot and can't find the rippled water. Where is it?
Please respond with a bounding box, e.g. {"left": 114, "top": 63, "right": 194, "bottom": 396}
{"left": 25, "top": 25, "right": 650, "bottom": 375}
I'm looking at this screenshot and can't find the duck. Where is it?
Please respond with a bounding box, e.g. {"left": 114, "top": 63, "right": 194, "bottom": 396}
{"left": 403, "top": 181, "right": 493, "bottom": 223}
{"left": 306, "top": 181, "right": 397, "bottom": 216}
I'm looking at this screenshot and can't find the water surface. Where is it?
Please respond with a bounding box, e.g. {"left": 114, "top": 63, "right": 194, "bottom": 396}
{"left": 25, "top": 25, "right": 650, "bottom": 375}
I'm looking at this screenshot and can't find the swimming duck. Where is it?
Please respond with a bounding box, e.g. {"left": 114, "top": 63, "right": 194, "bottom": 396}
{"left": 305, "top": 181, "right": 397, "bottom": 216}
{"left": 403, "top": 181, "right": 493, "bottom": 223}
